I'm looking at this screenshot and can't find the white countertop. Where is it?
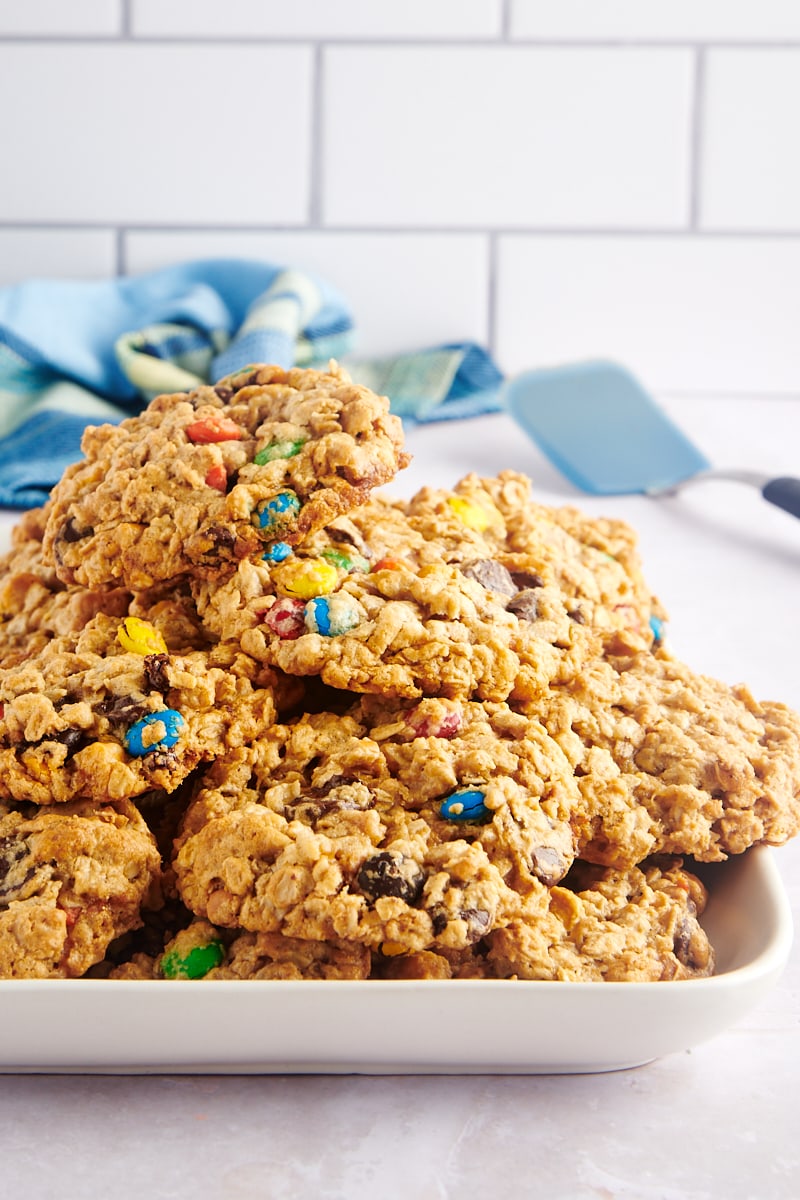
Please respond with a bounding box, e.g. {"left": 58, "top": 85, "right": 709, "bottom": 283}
{"left": 0, "top": 395, "right": 798, "bottom": 1199}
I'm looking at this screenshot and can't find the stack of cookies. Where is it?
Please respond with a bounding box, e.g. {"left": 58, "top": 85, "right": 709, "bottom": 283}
{"left": 0, "top": 362, "right": 798, "bottom": 981}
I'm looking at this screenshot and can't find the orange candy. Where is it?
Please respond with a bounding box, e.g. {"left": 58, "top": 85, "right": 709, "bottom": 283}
{"left": 186, "top": 416, "right": 243, "bottom": 444}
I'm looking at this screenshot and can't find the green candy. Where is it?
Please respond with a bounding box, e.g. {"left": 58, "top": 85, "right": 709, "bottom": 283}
{"left": 161, "top": 940, "right": 225, "bottom": 980}
{"left": 321, "top": 548, "right": 369, "bottom": 573}
{"left": 254, "top": 437, "right": 307, "bottom": 466}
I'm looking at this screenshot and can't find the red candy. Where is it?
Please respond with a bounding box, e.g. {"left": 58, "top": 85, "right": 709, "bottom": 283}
{"left": 265, "top": 597, "right": 306, "bottom": 640}
{"left": 186, "top": 416, "right": 243, "bottom": 444}
{"left": 204, "top": 465, "right": 228, "bottom": 492}
{"left": 406, "top": 704, "right": 463, "bottom": 739}
{"left": 372, "top": 556, "right": 411, "bottom": 572}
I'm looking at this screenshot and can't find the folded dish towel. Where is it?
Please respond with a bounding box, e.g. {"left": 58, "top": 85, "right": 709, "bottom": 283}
{"left": 0, "top": 259, "right": 503, "bottom": 508}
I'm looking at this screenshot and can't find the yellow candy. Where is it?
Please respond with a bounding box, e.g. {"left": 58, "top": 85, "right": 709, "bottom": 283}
{"left": 446, "top": 495, "right": 494, "bottom": 532}
{"left": 117, "top": 617, "right": 168, "bottom": 656}
{"left": 380, "top": 941, "right": 408, "bottom": 958}
{"left": 276, "top": 557, "right": 339, "bottom": 600}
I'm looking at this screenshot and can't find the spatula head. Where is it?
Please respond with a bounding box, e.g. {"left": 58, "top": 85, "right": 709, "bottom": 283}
{"left": 504, "top": 360, "right": 711, "bottom": 495}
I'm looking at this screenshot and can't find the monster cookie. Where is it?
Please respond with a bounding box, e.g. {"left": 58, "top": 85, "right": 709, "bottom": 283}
{"left": 0, "top": 610, "right": 278, "bottom": 804}
{"left": 406, "top": 471, "right": 663, "bottom": 650}
{"left": 0, "top": 798, "right": 161, "bottom": 978}
{"left": 172, "top": 697, "right": 580, "bottom": 954}
{"left": 193, "top": 494, "right": 595, "bottom": 703}
{"left": 536, "top": 649, "right": 800, "bottom": 867}
{"left": 0, "top": 503, "right": 130, "bottom": 669}
{"left": 109, "top": 921, "right": 371, "bottom": 981}
{"left": 43, "top": 362, "right": 409, "bottom": 590}
{"left": 379, "top": 857, "right": 714, "bottom": 982}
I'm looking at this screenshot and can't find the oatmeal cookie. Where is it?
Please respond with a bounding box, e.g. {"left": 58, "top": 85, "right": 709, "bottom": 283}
{"left": 0, "top": 610, "right": 278, "bottom": 804}
{"left": 172, "top": 697, "right": 580, "bottom": 955}
{"left": 193, "top": 494, "right": 594, "bottom": 703}
{"left": 0, "top": 797, "right": 161, "bottom": 978}
{"left": 536, "top": 649, "right": 800, "bottom": 866}
{"left": 0, "top": 503, "right": 130, "bottom": 669}
{"left": 380, "top": 857, "right": 714, "bottom": 982}
{"left": 107, "top": 920, "right": 371, "bottom": 981}
{"left": 407, "top": 470, "right": 663, "bottom": 650}
{"left": 43, "top": 362, "right": 409, "bottom": 590}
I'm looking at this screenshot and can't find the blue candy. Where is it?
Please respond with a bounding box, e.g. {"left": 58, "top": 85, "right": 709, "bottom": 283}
{"left": 125, "top": 709, "right": 185, "bottom": 757}
{"left": 263, "top": 541, "right": 293, "bottom": 564}
{"left": 649, "top": 615, "right": 665, "bottom": 644}
{"left": 440, "top": 788, "right": 491, "bottom": 823}
{"left": 254, "top": 490, "right": 301, "bottom": 532}
{"left": 304, "top": 594, "right": 361, "bottom": 637}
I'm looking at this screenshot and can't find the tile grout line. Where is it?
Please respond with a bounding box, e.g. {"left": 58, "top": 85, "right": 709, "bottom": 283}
{"left": 119, "top": 0, "right": 131, "bottom": 38}
{"left": 1, "top": 34, "right": 800, "bottom": 49}
{"left": 501, "top": 0, "right": 512, "bottom": 40}
{"left": 3, "top": 222, "right": 800, "bottom": 239}
{"left": 308, "top": 43, "right": 324, "bottom": 226}
{"left": 114, "top": 228, "right": 126, "bottom": 276}
{"left": 689, "top": 46, "right": 707, "bottom": 230}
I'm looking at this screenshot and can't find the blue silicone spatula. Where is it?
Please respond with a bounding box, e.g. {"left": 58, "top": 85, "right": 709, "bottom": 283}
{"left": 504, "top": 360, "right": 800, "bottom": 520}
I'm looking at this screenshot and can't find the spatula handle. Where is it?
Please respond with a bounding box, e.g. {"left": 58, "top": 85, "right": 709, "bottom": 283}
{"left": 762, "top": 477, "right": 800, "bottom": 520}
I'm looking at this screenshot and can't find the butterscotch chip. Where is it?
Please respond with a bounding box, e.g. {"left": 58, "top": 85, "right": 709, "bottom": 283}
{"left": 43, "top": 362, "right": 409, "bottom": 590}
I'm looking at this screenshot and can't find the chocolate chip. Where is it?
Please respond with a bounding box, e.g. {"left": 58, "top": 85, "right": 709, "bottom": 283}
{"left": 530, "top": 846, "right": 567, "bottom": 886}
{"left": 328, "top": 526, "right": 370, "bottom": 557}
{"left": 54, "top": 728, "right": 87, "bottom": 757}
{"left": 99, "top": 695, "right": 149, "bottom": 726}
{"left": 431, "top": 910, "right": 448, "bottom": 936}
{"left": 357, "top": 852, "right": 425, "bottom": 906}
{"left": 207, "top": 525, "right": 236, "bottom": 550}
{"left": 213, "top": 386, "right": 235, "bottom": 402}
{"left": 60, "top": 517, "right": 94, "bottom": 543}
{"left": 510, "top": 569, "right": 544, "bottom": 590}
{"left": 144, "top": 653, "right": 170, "bottom": 694}
{"left": 673, "top": 904, "right": 709, "bottom": 970}
{"left": 0, "top": 835, "right": 27, "bottom": 886}
{"left": 143, "top": 746, "right": 180, "bottom": 771}
{"left": 568, "top": 608, "right": 586, "bottom": 624}
{"left": 461, "top": 907, "right": 491, "bottom": 943}
{"left": 461, "top": 559, "right": 517, "bottom": 597}
{"left": 507, "top": 589, "right": 539, "bottom": 622}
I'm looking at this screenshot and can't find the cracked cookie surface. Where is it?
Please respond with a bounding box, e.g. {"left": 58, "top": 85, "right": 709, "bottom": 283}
{"left": 172, "top": 696, "right": 580, "bottom": 955}
{"left": 0, "top": 798, "right": 161, "bottom": 978}
{"left": 43, "top": 362, "right": 409, "bottom": 590}
{"left": 0, "top": 609, "right": 278, "bottom": 804}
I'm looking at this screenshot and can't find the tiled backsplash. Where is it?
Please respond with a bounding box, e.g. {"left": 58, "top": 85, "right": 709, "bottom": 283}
{"left": 1, "top": 0, "right": 798, "bottom": 396}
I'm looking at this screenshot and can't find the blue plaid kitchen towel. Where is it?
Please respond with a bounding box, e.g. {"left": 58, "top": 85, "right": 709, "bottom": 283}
{"left": 0, "top": 259, "right": 503, "bottom": 508}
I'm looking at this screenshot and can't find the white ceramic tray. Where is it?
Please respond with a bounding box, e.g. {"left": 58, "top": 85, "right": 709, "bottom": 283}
{"left": 0, "top": 845, "right": 791, "bottom": 1075}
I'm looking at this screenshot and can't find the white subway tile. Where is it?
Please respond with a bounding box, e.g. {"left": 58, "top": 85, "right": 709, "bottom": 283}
{"left": 132, "top": 0, "right": 501, "bottom": 39}
{"left": 0, "top": 0, "right": 121, "bottom": 35}
{"left": 511, "top": 0, "right": 800, "bottom": 42}
{"left": 495, "top": 236, "right": 800, "bottom": 393}
{"left": 701, "top": 50, "right": 800, "bottom": 230}
{"left": 323, "top": 47, "right": 693, "bottom": 228}
{"left": 0, "top": 45, "right": 311, "bottom": 225}
{"left": 124, "top": 230, "right": 489, "bottom": 355}
{"left": 0, "top": 229, "right": 117, "bottom": 284}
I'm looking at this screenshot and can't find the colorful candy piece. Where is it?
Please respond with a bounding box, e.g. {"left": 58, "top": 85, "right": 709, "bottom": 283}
{"left": 321, "top": 548, "right": 370, "bottom": 573}
{"left": 254, "top": 437, "right": 307, "bottom": 466}
{"left": 117, "top": 617, "right": 168, "bottom": 657}
{"left": 372, "top": 555, "right": 412, "bottom": 573}
{"left": 204, "top": 464, "right": 228, "bottom": 493}
{"left": 304, "top": 594, "right": 361, "bottom": 637}
{"left": 649, "top": 615, "right": 666, "bottom": 644}
{"left": 440, "top": 788, "right": 491, "bottom": 823}
{"left": 265, "top": 597, "right": 306, "bottom": 640}
{"left": 446, "top": 496, "right": 495, "bottom": 532}
{"left": 124, "top": 709, "right": 185, "bottom": 757}
{"left": 161, "top": 939, "right": 225, "bottom": 980}
{"left": 262, "top": 541, "right": 293, "bottom": 564}
{"left": 276, "top": 558, "right": 339, "bottom": 600}
{"left": 253, "top": 490, "right": 301, "bottom": 534}
{"left": 185, "top": 416, "right": 243, "bottom": 444}
{"left": 406, "top": 703, "right": 463, "bottom": 740}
